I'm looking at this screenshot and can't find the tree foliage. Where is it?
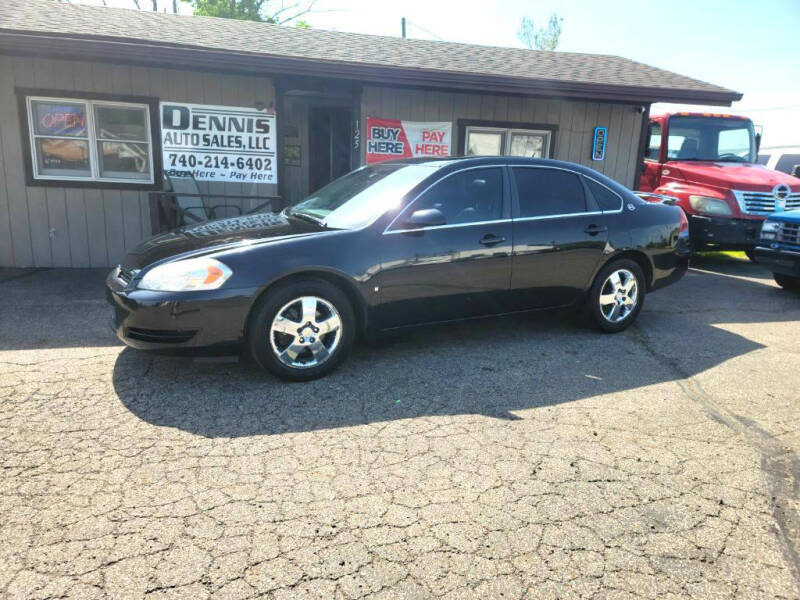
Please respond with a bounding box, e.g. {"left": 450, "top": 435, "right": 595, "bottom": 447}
{"left": 517, "top": 13, "right": 563, "bottom": 51}
{"left": 185, "top": 0, "right": 316, "bottom": 24}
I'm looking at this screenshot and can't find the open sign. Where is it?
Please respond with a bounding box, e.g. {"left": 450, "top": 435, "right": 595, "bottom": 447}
{"left": 592, "top": 126, "right": 607, "bottom": 161}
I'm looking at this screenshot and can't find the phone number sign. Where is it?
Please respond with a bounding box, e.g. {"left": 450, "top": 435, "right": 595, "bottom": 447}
{"left": 160, "top": 102, "right": 277, "bottom": 183}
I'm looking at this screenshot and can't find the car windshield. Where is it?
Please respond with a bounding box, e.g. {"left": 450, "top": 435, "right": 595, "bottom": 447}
{"left": 667, "top": 116, "right": 756, "bottom": 163}
{"left": 287, "top": 163, "right": 446, "bottom": 229}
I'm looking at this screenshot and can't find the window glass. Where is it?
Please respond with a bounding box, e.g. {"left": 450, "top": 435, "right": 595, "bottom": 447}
{"left": 466, "top": 131, "right": 504, "bottom": 155}
{"left": 645, "top": 123, "right": 661, "bottom": 160}
{"left": 466, "top": 127, "right": 552, "bottom": 157}
{"left": 291, "top": 163, "right": 448, "bottom": 230}
{"left": 718, "top": 128, "right": 751, "bottom": 157}
{"left": 508, "top": 133, "right": 546, "bottom": 157}
{"left": 512, "top": 167, "right": 586, "bottom": 218}
{"left": 403, "top": 168, "right": 503, "bottom": 226}
{"left": 94, "top": 105, "right": 149, "bottom": 141}
{"left": 585, "top": 178, "right": 622, "bottom": 212}
{"left": 31, "top": 101, "right": 87, "bottom": 137}
{"left": 98, "top": 142, "right": 151, "bottom": 179}
{"left": 775, "top": 154, "right": 800, "bottom": 175}
{"left": 35, "top": 138, "right": 91, "bottom": 176}
{"left": 667, "top": 116, "right": 755, "bottom": 162}
{"left": 27, "top": 96, "right": 153, "bottom": 183}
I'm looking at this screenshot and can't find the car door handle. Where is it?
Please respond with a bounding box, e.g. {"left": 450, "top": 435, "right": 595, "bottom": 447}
{"left": 479, "top": 234, "right": 506, "bottom": 247}
{"left": 584, "top": 224, "right": 608, "bottom": 235}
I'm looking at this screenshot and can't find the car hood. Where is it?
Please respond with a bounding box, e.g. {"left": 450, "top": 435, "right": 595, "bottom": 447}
{"left": 766, "top": 209, "right": 800, "bottom": 224}
{"left": 120, "top": 212, "right": 323, "bottom": 270}
{"left": 669, "top": 161, "right": 800, "bottom": 191}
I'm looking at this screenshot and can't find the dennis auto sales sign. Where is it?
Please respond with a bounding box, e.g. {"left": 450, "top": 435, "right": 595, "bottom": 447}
{"left": 160, "top": 102, "right": 277, "bottom": 183}
{"left": 366, "top": 118, "right": 452, "bottom": 164}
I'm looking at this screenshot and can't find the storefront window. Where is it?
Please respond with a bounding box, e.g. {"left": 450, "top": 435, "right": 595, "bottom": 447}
{"left": 465, "top": 126, "right": 551, "bottom": 158}
{"left": 26, "top": 97, "right": 154, "bottom": 184}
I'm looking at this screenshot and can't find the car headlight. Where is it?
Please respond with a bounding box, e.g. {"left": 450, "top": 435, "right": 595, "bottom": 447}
{"left": 138, "top": 257, "right": 232, "bottom": 292}
{"left": 760, "top": 220, "right": 780, "bottom": 240}
{"left": 689, "top": 195, "right": 733, "bottom": 216}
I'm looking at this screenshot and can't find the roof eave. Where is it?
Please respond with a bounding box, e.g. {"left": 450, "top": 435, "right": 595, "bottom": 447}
{"left": 0, "top": 31, "right": 743, "bottom": 106}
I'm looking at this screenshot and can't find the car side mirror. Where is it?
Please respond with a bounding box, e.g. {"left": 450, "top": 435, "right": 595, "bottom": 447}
{"left": 405, "top": 208, "right": 446, "bottom": 229}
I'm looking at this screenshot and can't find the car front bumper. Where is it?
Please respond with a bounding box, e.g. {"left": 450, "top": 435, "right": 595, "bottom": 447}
{"left": 753, "top": 246, "right": 800, "bottom": 277}
{"left": 689, "top": 215, "right": 762, "bottom": 249}
{"left": 106, "top": 269, "right": 259, "bottom": 354}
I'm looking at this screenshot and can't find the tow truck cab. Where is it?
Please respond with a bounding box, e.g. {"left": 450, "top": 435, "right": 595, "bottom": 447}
{"left": 638, "top": 112, "right": 800, "bottom": 252}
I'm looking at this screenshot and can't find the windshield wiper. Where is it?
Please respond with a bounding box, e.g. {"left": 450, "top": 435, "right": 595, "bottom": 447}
{"left": 288, "top": 210, "right": 327, "bottom": 228}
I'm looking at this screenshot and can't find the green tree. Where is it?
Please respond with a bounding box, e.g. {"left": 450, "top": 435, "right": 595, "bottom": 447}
{"left": 186, "top": 0, "right": 316, "bottom": 24}
{"left": 517, "top": 13, "right": 563, "bottom": 51}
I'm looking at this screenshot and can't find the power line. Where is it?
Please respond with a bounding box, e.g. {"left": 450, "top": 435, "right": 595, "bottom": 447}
{"left": 404, "top": 19, "right": 444, "bottom": 41}
{"left": 734, "top": 104, "right": 800, "bottom": 112}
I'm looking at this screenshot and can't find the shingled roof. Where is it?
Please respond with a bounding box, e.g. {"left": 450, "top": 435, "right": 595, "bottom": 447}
{"left": 0, "top": 0, "right": 741, "bottom": 105}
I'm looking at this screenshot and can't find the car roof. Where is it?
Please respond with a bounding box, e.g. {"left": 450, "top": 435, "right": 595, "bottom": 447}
{"left": 379, "top": 155, "right": 599, "bottom": 173}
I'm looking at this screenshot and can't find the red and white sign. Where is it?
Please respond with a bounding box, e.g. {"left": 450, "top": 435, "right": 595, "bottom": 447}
{"left": 366, "top": 118, "right": 452, "bottom": 164}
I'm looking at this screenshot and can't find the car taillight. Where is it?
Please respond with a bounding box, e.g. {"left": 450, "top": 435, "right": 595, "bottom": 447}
{"left": 678, "top": 208, "right": 689, "bottom": 234}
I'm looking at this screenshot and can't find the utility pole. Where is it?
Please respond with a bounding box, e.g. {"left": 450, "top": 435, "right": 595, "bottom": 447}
{"left": 401, "top": 17, "right": 406, "bottom": 39}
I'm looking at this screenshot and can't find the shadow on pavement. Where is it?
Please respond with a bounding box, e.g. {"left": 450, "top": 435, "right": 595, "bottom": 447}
{"left": 110, "top": 264, "right": 797, "bottom": 437}
{"left": 689, "top": 252, "right": 773, "bottom": 280}
{"left": 3, "top": 263, "right": 796, "bottom": 437}
{"left": 0, "top": 268, "right": 120, "bottom": 351}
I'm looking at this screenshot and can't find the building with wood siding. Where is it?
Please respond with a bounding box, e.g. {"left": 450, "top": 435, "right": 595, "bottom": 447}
{"left": 0, "top": 0, "right": 740, "bottom": 268}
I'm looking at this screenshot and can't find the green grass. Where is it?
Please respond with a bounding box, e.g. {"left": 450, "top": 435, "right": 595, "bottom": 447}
{"left": 694, "top": 250, "right": 749, "bottom": 262}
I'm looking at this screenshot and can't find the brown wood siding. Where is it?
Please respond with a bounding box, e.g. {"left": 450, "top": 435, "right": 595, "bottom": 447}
{"left": 360, "top": 86, "right": 643, "bottom": 188}
{"left": 0, "top": 55, "right": 276, "bottom": 268}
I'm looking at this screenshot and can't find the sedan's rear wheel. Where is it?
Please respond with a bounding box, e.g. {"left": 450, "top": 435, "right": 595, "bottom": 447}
{"left": 588, "top": 259, "right": 646, "bottom": 333}
{"left": 249, "top": 279, "right": 355, "bottom": 381}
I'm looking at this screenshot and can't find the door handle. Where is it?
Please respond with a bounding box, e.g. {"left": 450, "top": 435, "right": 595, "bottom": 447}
{"left": 479, "top": 234, "right": 506, "bottom": 247}
{"left": 584, "top": 224, "right": 608, "bottom": 235}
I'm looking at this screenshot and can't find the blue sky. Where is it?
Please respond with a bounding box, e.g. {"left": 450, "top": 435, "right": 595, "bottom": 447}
{"left": 80, "top": 0, "right": 800, "bottom": 148}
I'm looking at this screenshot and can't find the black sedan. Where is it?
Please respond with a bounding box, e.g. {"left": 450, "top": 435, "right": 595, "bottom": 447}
{"left": 107, "top": 157, "right": 690, "bottom": 380}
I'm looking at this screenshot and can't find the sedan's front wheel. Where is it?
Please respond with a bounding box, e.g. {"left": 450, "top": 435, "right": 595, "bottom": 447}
{"left": 248, "top": 279, "right": 355, "bottom": 381}
{"left": 588, "top": 259, "right": 646, "bottom": 333}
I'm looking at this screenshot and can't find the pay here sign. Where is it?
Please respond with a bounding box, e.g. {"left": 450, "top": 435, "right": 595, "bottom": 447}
{"left": 366, "top": 118, "right": 452, "bottom": 164}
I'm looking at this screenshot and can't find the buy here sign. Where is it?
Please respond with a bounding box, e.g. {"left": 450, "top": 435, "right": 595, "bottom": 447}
{"left": 366, "top": 118, "right": 452, "bottom": 164}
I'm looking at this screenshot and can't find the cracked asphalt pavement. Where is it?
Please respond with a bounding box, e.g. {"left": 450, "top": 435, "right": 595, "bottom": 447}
{"left": 1, "top": 257, "right": 799, "bottom": 599}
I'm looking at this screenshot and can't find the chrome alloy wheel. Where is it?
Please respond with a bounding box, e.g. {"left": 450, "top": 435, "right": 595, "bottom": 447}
{"left": 269, "top": 296, "right": 342, "bottom": 369}
{"left": 599, "top": 269, "right": 638, "bottom": 323}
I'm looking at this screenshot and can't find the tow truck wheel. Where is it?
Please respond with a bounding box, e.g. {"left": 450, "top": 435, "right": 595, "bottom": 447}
{"left": 773, "top": 273, "right": 800, "bottom": 291}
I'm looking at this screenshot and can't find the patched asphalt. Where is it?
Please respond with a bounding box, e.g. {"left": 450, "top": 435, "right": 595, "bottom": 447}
{"left": 0, "top": 256, "right": 798, "bottom": 599}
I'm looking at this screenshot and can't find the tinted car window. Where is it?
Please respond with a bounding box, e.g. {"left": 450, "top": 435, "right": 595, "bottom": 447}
{"left": 401, "top": 167, "right": 503, "bottom": 226}
{"left": 512, "top": 167, "right": 586, "bottom": 218}
{"left": 776, "top": 154, "right": 800, "bottom": 175}
{"left": 585, "top": 178, "right": 622, "bottom": 212}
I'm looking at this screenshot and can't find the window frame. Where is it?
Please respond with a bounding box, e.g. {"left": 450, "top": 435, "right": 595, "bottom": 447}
{"left": 458, "top": 119, "right": 557, "bottom": 159}
{"left": 17, "top": 88, "right": 162, "bottom": 190}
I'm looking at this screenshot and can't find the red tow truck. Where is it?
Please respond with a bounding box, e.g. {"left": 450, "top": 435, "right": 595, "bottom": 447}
{"left": 638, "top": 112, "right": 800, "bottom": 256}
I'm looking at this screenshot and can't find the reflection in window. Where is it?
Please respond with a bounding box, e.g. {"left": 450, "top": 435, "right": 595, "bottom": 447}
{"left": 403, "top": 168, "right": 503, "bottom": 226}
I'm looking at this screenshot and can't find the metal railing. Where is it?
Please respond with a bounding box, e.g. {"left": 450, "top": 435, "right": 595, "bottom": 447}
{"left": 148, "top": 191, "right": 283, "bottom": 233}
